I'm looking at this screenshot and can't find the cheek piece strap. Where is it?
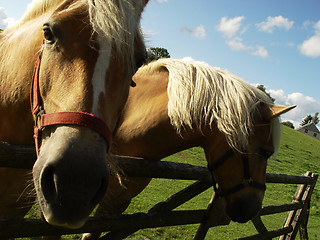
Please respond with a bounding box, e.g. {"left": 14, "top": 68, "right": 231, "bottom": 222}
{"left": 207, "top": 149, "right": 267, "bottom": 197}
{"left": 30, "top": 41, "right": 113, "bottom": 157}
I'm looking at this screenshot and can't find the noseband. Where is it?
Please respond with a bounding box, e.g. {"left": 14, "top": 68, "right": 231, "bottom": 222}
{"left": 208, "top": 149, "right": 267, "bottom": 197}
{"left": 30, "top": 42, "right": 113, "bottom": 156}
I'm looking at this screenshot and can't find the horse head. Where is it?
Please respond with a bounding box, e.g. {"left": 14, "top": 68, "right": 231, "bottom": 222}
{"left": 204, "top": 104, "right": 295, "bottom": 223}
{"left": 159, "top": 59, "right": 296, "bottom": 223}
{"left": 14, "top": 0, "right": 148, "bottom": 228}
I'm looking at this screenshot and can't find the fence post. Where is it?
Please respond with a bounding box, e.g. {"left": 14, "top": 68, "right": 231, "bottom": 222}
{"left": 0, "top": 142, "right": 318, "bottom": 239}
{"left": 100, "top": 180, "right": 213, "bottom": 239}
{"left": 194, "top": 193, "right": 230, "bottom": 240}
{"left": 298, "top": 199, "right": 310, "bottom": 240}
{"left": 279, "top": 171, "right": 318, "bottom": 240}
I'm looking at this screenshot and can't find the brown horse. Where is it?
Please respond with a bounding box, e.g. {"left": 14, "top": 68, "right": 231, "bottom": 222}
{"left": 0, "top": 0, "right": 148, "bottom": 229}
{"left": 83, "top": 58, "right": 295, "bottom": 239}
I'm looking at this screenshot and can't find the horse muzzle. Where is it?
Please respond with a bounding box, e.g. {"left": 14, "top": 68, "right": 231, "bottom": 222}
{"left": 32, "top": 125, "right": 109, "bottom": 228}
{"left": 225, "top": 191, "right": 263, "bottom": 223}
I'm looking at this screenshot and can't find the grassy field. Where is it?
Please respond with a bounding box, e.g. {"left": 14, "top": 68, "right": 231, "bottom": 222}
{"left": 25, "top": 125, "right": 320, "bottom": 239}
{"left": 122, "top": 126, "right": 320, "bottom": 239}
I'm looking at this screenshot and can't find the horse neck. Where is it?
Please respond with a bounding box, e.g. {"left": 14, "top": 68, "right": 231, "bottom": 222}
{"left": 201, "top": 124, "right": 232, "bottom": 168}
{"left": 111, "top": 69, "right": 204, "bottom": 160}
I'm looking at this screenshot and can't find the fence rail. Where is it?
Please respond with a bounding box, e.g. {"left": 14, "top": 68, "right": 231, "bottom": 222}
{"left": 0, "top": 142, "right": 318, "bottom": 239}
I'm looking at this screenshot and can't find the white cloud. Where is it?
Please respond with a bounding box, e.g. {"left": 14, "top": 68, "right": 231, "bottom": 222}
{"left": 216, "top": 16, "right": 268, "bottom": 59}
{"left": 0, "top": 7, "right": 15, "bottom": 29}
{"left": 156, "top": 0, "right": 168, "bottom": 2}
{"left": 251, "top": 45, "right": 268, "bottom": 58}
{"left": 315, "top": 20, "right": 320, "bottom": 34}
{"left": 302, "top": 20, "right": 313, "bottom": 30}
{"left": 225, "top": 37, "right": 252, "bottom": 51}
{"left": 285, "top": 42, "right": 295, "bottom": 47}
{"left": 269, "top": 89, "right": 320, "bottom": 128}
{"left": 224, "top": 37, "right": 268, "bottom": 58}
{"left": 141, "top": 27, "right": 159, "bottom": 38}
{"left": 299, "top": 35, "right": 320, "bottom": 58}
{"left": 256, "top": 16, "right": 294, "bottom": 33}
{"left": 181, "top": 25, "right": 206, "bottom": 40}
{"left": 180, "top": 56, "right": 210, "bottom": 66}
{"left": 299, "top": 20, "right": 320, "bottom": 58}
{"left": 269, "top": 89, "right": 287, "bottom": 104}
{"left": 216, "top": 16, "right": 245, "bottom": 38}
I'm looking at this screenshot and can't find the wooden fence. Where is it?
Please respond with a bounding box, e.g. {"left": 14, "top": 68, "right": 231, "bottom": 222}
{"left": 0, "top": 142, "right": 318, "bottom": 239}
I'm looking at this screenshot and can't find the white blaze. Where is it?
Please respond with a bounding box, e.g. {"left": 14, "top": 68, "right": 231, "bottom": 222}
{"left": 91, "top": 36, "right": 111, "bottom": 116}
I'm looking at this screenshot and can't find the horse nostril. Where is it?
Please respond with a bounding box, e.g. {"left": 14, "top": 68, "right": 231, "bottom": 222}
{"left": 90, "top": 177, "right": 109, "bottom": 207}
{"left": 40, "top": 166, "right": 58, "bottom": 202}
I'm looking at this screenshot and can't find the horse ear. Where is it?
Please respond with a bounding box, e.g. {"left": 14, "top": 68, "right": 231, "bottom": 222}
{"left": 269, "top": 105, "right": 296, "bottom": 119}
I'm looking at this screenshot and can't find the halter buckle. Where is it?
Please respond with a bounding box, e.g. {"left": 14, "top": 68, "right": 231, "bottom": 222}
{"left": 243, "top": 178, "right": 254, "bottom": 186}
{"left": 35, "top": 106, "right": 45, "bottom": 130}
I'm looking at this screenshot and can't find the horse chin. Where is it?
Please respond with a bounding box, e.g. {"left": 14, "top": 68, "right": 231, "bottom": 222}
{"left": 225, "top": 190, "right": 264, "bottom": 223}
{"left": 41, "top": 206, "right": 88, "bottom": 229}
{"left": 32, "top": 126, "right": 109, "bottom": 228}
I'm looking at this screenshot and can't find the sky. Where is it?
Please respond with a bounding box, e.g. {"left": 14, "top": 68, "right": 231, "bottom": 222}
{"left": 0, "top": 0, "right": 319, "bottom": 129}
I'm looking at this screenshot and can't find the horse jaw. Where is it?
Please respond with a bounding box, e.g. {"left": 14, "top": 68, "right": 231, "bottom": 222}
{"left": 32, "top": 126, "right": 109, "bottom": 228}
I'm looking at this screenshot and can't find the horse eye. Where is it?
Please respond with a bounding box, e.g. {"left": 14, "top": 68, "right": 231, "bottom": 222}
{"left": 43, "top": 27, "right": 55, "bottom": 44}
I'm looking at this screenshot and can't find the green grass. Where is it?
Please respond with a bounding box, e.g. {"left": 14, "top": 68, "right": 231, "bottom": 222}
{"left": 25, "top": 126, "right": 320, "bottom": 239}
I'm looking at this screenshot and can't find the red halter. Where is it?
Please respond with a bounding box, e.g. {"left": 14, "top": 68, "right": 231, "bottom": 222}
{"left": 30, "top": 42, "right": 113, "bottom": 156}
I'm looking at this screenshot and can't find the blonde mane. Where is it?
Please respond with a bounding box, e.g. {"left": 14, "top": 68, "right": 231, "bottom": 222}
{"left": 142, "top": 58, "right": 276, "bottom": 150}
{"left": 10, "top": 0, "right": 59, "bottom": 27}
{"left": 6, "top": 0, "right": 144, "bottom": 66}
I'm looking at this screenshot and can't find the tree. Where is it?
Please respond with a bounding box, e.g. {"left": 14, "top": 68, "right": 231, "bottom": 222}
{"left": 301, "top": 112, "right": 319, "bottom": 126}
{"left": 282, "top": 121, "right": 294, "bottom": 129}
{"left": 312, "top": 112, "right": 319, "bottom": 124}
{"left": 146, "top": 47, "right": 170, "bottom": 62}
{"left": 256, "top": 85, "right": 275, "bottom": 103}
{"left": 301, "top": 115, "right": 313, "bottom": 126}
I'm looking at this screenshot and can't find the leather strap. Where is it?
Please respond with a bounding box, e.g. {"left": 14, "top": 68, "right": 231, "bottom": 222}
{"left": 208, "top": 149, "right": 235, "bottom": 171}
{"left": 40, "top": 112, "right": 113, "bottom": 145}
{"left": 30, "top": 42, "right": 113, "bottom": 156}
{"left": 207, "top": 149, "right": 266, "bottom": 197}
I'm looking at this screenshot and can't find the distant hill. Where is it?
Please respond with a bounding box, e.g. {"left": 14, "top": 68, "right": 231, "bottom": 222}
{"left": 270, "top": 125, "right": 320, "bottom": 175}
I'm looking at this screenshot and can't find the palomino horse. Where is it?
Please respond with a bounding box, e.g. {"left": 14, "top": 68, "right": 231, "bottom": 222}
{"left": 83, "top": 58, "right": 295, "bottom": 239}
{"left": 0, "top": 0, "right": 148, "bottom": 229}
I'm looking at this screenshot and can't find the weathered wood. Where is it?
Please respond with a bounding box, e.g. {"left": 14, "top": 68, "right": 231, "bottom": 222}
{"left": 279, "top": 180, "right": 309, "bottom": 239}
{"left": 259, "top": 202, "right": 303, "bottom": 216}
{"left": 194, "top": 193, "right": 230, "bottom": 240}
{"left": 113, "top": 155, "right": 212, "bottom": 181}
{"left": 279, "top": 172, "right": 318, "bottom": 240}
{"left": 149, "top": 180, "right": 213, "bottom": 214}
{"left": 0, "top": 142, "right": 212, "bottom": 181}
{"left": 266, "top": 173, "right": 315, "bottom": 185}
{"left": 0, "top": 142, "right": 318, "bottom": 240}
{"left": 102, "top": 180, "right": 214, "bottom": 240}
{"left": 0, "top": 210, "right": 207, "bottom": 238}
{"left": 236, "top": 226, "right": 294, "bottom": 240}
{"left": 0, "top": 142, "right": 36, "bottom": 169}
{"left": 0, "top": 142, "right": 316, "bottom": 185}
{"left": 251, "top": 215, "right": 269, "bottom": 235}
{"left": 298, "top": 200, "right": 310, "bottom": 240}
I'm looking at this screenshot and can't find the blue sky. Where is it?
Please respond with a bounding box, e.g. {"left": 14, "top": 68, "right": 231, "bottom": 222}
{"left": 1, "top": 0, "right": 319, "bottom": 128}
